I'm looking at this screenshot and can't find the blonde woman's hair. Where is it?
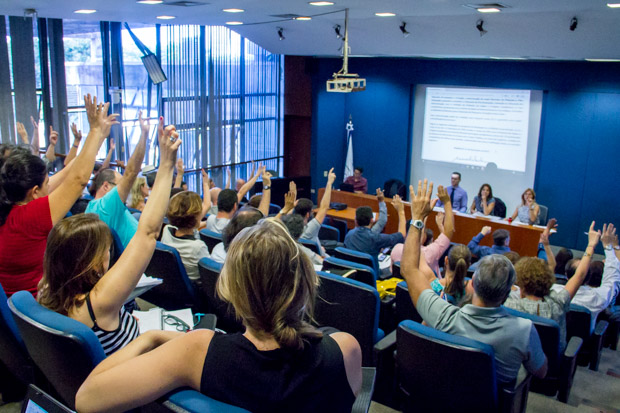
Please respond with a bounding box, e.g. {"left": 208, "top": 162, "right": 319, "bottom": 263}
{"left": 128, "top": 177, "right": 147, "bottom": 209}
{"left": 217, "top": 218, "right": 322, "bottom": 350}
{"left": 167, "top": 191, "right": 202, "bottom": 230}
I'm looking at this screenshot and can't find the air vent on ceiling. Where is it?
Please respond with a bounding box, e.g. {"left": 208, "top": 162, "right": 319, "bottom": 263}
{"left": 462, "top": 3, "right": 511, "bottom": 10}
{"left": 270, "top": 14, "right": 301, "bottom": 19}
{"left": 166, "top": 1, "right": 209, "bottom": 7}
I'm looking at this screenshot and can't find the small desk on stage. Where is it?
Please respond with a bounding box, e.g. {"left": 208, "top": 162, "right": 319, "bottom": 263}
{"left": 318, "top": 188, "right": 547, "bottom": 257}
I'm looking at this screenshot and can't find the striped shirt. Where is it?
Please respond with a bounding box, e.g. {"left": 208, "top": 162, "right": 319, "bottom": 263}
{"left": 86, "top": 293, "right": 140, "bottom": 356}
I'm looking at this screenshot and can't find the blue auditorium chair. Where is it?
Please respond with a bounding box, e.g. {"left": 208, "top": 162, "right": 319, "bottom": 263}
{"left": 318, "top": 223, "right": 340, "bottom": 242}
{"left": 394, "top": 281, "right": 423, "bottom": 324}
{"left": 322, "top": 256, "right": 377, "bottom": 288}
{"left": 299, "top": 238, "right": 321, "bottom": 254}
{"left": 566, "top": 303, "right": 608, "bottom": 371}
{"left": 141, "top": 242, "right": 204, "bottom": 312}
{"left": 314, "top": 271, "right": 384, "bottom": 367}
{"left": 395, "top": 320, "right": 531, "bottom": 413}
{"left": 199, "top": 228, "right": 223, "bottom": 254}
{"left": 334, "top": 247, "right": 380, "bottom": 278}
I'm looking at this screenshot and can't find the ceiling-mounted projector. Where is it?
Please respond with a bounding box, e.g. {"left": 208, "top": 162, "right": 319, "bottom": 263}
{"left": 326, "top": 9, "right": 366, "bottom": 93}
{"left": 326, "top": 74, "right": 366, "bottom": 93}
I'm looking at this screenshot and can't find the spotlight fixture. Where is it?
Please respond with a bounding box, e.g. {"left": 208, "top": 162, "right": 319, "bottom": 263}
{"left": 226, "top": 21, "right": 243, "bottom": 25}
{"left": 74, "top": 9, "right": 97, "bottom": 14}
{"left": 476, "top": 19, "right": 487, "bottom": 36}
{"left": 23, "top": 8, "right": 37, "bottom": 18}
{"left": 569, "top": 17, "right": 578, "bottom": 31}
{"left": 334, "top": 24, "right": 342, "bottom": 39}
{"left": 399, "top": 22, "right": 410, "bottom": 37}
{"left": 223, "top": 8, "right": 244, "bottom": 13}
{"left": 156, "top": 15, "right": 176, "bottom": 20}
{"left": 137, "top": 0, "right": 163, "bottom": 4}
{"left": 375, "top": 12, "right": 396, "bottom": 17}
{"left": 277, "top": 27, "right": 285, "bottom": 41}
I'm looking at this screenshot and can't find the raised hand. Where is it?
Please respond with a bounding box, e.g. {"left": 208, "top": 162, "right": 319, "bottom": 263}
{"left": 327, "top": 167, "right": 336, "bottom": 185}
{"left": 481, "top": 226, "right": 492, "bottom": 236}
{"left": 437, "top": 185, "right": 450, "bottom": 205}
{"left": 85, "top": 95, "right": 119, "bottom": 139}
{"left": 283, "top": 182, "right": 297, "bottom": 212}
{"left": 201, "top": 168, "right": 208, "bottom": 184}
{"left": 110, "top": 138, "right": 116, "bottom": 151}
{"left": 289, "top": 180, "right": 297, "bottom": 200}
{"left": 70, "top": 123, "right": 83, "bottom": 141}
{"left": 157, "top": 116, "right": 181, "bottom": 167}
{"left": 30, "top": 116, "right": 39, "bottom": 135}
{"left": 601, "top": 223, "right": 616, "bottom": 247}
{"left": 376, "top": 188, "right": 385, "bottom": 203}
{"left": 16, "top": 122, "right": 28, "bottom": 143}
{"left": 49, "top": 126, "right": 58, "bottom": 146}
{"left": 409, "top": 179, "right": 434, "bottom": 221}
{"left": 435, "top": 211, "right": 445, "bottom": 228}
{"left": 587, "top": 221, "right": 601, "bottom": 248}
{"left": 262, "top": 169, "right": 272, "bottom": 187}
{"left": 392, "top": 194, "right": 404, "bottom": 213}
{"left": 176, "top": 158, "right": 184, "bottom": 174}
{"left": 138, "top": 111, "right": 150, "bottom": 135}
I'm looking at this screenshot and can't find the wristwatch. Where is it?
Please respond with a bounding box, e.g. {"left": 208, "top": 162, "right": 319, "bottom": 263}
{"left": 411, "top": 220, "right": 424, "bottom": 230}
{"left": 604, "top": 245, "right": 613, "bottom": 251}
{"left": 263, "top": 185, "right": 271, "bottom": 190}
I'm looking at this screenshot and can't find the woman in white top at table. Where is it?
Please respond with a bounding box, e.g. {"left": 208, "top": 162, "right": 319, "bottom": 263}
{"left": 509, "top": 188, "right": 540, "bottom": 225}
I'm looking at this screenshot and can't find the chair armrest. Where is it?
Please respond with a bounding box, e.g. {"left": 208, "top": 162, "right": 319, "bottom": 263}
{"left": 563, "top": 336, "right": 583, "bottom": 360}
{"left": 594, "top": 320, "right": 609, "bottom": 337}
{"left": 163, "top": 388, "right": 250, "bottom": 412}
{"left": 194, "top": 313, "right": 217, "bottom": 330}
{"left": 373, "top": 330, "right": 396, "bottom": 355}
{"left": 499, "top": 371, "right": 532, "bottom": 413}
{"left": 351, "top": 367, "right": 376, "bottom": 413}
{"left": 372, "top": 331, "right": 398, "bottom": 408}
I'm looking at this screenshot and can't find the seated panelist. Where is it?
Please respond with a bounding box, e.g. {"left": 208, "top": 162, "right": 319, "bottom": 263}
{"left": 470, "top": 183, "right": 495, "bottom": 216}
{"left": 343, "top": 166, "right": 368, "bottom": 194}
{"left": 509, "top": 188, "right": 540, "bottom": 225}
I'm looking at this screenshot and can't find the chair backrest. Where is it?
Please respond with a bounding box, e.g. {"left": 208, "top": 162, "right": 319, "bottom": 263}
{"left": 199, "top": 229, "right": 223, "bottom": 254}
{"left": 299, "top": 238, "right": 320, "bottom": 254}
{"left": 141, "top": 242, "right": 201, "bottom": 311}
{"left": 537, "top": 205, "right": 549, "bottom": 226}
{"left": 322, "top": 257, "right": 376, "bottom": 288}
{"left": 396, "top": 320, "right": 498, "bottom": 412}
{"left": 268, "top": 203, "right": 281, "bottom": 215}
{"left": 394, "top": 281, "right": 423, "bottom": 323}
{"left": 0, "top": 284, "right": 35, "bottom": 385}
{"left": 315, "top": 271, "right": 382, "bottom": 366}
{"left": 334, "top": 247, "right": 380, "bottom": 278}
{"left": 108, "top": 226, "right": 125, "bottom": 266}
{"left": 325, "top": 217, "right": 348, "bottom": 242}
{"left": 163, "top": 389, "right": 250, "bottom": 413}
{"left": 492, "top": 197, "right": 507, "bottom": 218}
{"left": 383, "top": 179, "right": 406, "bottom": 199}
{"left": 566, "top": 304, "right": 593, "bottom": 339}
{"left": 197, "top": 258, "right": 243, "bottom": 333}
{"left": 392, "top": 261, "right": 401, "bottom": 279}
{"left": 318, "top": 224, "right": 340, "bottom": 242}
{"left": 503, "top": 307, "right": 562, "bottom": 373}
{"left": 9, "top": 291, "right": 106, "bottom": 409}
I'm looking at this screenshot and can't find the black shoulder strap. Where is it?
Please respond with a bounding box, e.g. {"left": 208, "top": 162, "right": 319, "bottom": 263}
{"left": 85, "top": 292, "right": 98, "bottom": 324}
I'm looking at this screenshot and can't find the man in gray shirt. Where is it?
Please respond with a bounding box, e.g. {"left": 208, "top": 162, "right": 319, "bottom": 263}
{"left": 401, "top": 180, "right": 548, "bottom": 385}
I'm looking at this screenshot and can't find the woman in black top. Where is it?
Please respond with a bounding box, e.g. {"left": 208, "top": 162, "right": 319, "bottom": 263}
{"left": 76, "top": 218, "right": 362, "bottom": 413}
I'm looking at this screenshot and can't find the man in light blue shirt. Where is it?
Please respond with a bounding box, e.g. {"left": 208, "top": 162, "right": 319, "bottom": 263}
{"left": 86, "top": 112, "right": 149, "bottom": 248}
{"left": 436, "top": 172, "right": 468, "bottom": 213}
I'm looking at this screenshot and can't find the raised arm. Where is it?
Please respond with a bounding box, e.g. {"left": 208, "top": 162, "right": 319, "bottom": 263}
{"left": 401, "top": 180, "right": 434, "bottom": 306}
{"left": 48, "top": 95, "right": 118, "bottom": 224}
{"left": 236, "top": 164, "right": 262, "bottom": 203}
{"left": 257, "top": 169, "right": 272, "bottom": 217}
{"left": 391, "top": 195, "right": 406, "bottom": 238}
{"left": 437, "top": 185, "right": 455, "bottom": 239}
{"left": 316, "top": 167, "right": 336, "bottom": 224}
{"left": 29, "top": 116, "right": 40, "bottom": 155}
{"left": 469, "top": 199, "right": 477, "bottom": 214}
{"left": 174, "top": 158, "right": 184, "bottom": 188}
{"left": 16, "top": 122, "right": 29, "bottom": 147}
{"left": 371, "top": 189, "right": 388, "bottom": 233}
{"left": 90, "top": 118, "right": 180, "bottom": 317}
{"left": 200, "top": 168, "right": 212, "bottom": 218}
{"left": 225, "top": 167, "right": 231, "bottom": 190}
{"left": 117, "top": 111, "right": 149, "bottom": 203}
{"left": 482, "top": 199, "right": 495, "bottom": 216}
{"left": 44, "top": 126, "right": 58, "bottom": 163}
{"left": 276, "top": 181, "right": 297, "bottom": 220}
{"left": 564, "top": 221, "right": 601, "bottom": 299}
{"left": 467, "top": 226, "right": 492, "bottom": 257}
{"left": 101, "top": 138, "right": 115, "bottom": 170}
{"left": 539, "top": 218, "right": 557, "bottom": 273}
{"left": 64, "top": 123, "right": 82, "bottom": 166}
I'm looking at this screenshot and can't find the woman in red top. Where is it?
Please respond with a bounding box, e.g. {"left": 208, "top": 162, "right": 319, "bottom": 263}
{"left": 0, "top": 95, "right": 117, "bottom": 296}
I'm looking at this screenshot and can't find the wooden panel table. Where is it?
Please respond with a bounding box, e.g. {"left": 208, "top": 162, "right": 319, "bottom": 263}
{"left": 317, "top": 188, "right": 547, "bottom": 257}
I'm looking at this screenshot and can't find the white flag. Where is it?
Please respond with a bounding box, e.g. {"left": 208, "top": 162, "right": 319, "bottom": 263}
{"left": 344, "top": 120, "right": 354, "bottom": 179}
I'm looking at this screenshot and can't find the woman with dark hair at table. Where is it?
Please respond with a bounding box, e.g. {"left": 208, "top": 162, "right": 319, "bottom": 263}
{"left": 469, "top": 183, "right": 495, "bottom": 216}
{"left": 76, "top": 218, "right": 362, "bottom": 413}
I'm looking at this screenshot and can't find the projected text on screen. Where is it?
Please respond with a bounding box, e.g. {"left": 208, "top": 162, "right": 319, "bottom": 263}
{"left": 421, "top": 87, "right": 531, "bottom": 172}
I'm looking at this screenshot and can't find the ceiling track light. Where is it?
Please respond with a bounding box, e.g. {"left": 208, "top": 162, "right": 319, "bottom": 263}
{"left": 399, "top": 22, "right": 410, "bottom": 37}
{"left": 570, "top": 17, "right": 578, "bottom": 31}
{"left": 476, "top": 19, "right": 487, "bottom": 36}
{"left": 23, "top": 8, "right": 37, "bottom": 19}
{"left": 277, "top": 27, "right": 285, "bottom": 41}
{"left": 334, "top": 24, "right": 342, "bottom": 39}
